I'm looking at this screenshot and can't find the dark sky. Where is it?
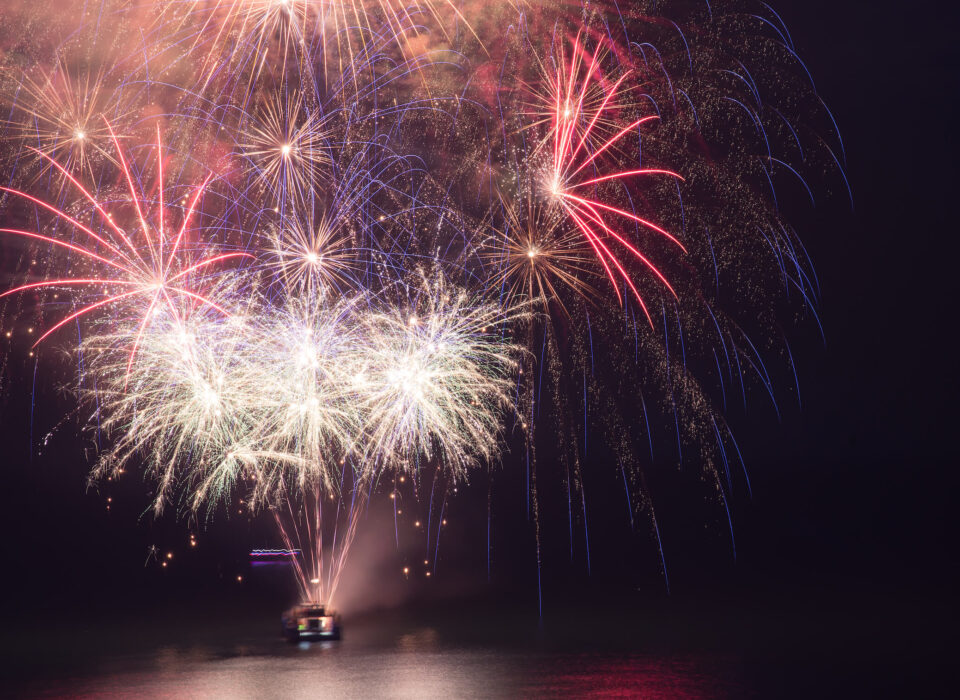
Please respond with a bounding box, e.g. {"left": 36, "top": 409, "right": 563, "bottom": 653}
{"left": 738, "top": 0, "right": 958, "bottom": 589}
{"left": 0, "top": 0, "right": 956, "bottom": 624}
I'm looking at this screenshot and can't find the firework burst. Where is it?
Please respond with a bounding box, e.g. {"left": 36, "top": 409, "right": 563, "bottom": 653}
{"left": 0, "top": 126, "right": 252, "bottom": 377}
{"left": 239, "top": 91, "right": 331, "bottom": 204}
{"left": 86, "top": 296, "right": 255, "bottom": 512}
{"left": 355, "top": 272, "right": 527, "bottom": 479}
{"left": 5, "top": 57, "right": 129, "bottom": 181}
{"left": 485, "top": 184, "right": 598, "bottom": 318}
{"left": 265, "top": 210, "right": 357, "bottom": 297}
{"left": 241, "top": 289, "right": 366, "bottom": 499}
{"left": 527, "top": 33, "right": 686, "bottom": 323}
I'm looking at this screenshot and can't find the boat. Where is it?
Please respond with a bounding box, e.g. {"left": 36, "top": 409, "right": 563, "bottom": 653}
{"left": 281, "top": 602, "right": 342, "bottom": 642}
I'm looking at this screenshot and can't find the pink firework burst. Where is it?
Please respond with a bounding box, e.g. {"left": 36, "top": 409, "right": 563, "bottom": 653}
{"left": 0, "top": 123, "right": 253, "bottom": 377}
{"left": 536, "top": 33, "right": 685, "bottom": 325}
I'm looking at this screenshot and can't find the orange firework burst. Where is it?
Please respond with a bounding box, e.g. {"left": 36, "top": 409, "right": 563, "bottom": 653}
{"left": 266, "top": 209, "right": 357, "bottom": 297}
{"left": 239, "top": 91, "right": 331, "bottom": 203}
{"left": 6, "top": 56, "right": 131, "bottom": 182}
{"left": 485, "top": 185, "right": 597, "bottom": 318}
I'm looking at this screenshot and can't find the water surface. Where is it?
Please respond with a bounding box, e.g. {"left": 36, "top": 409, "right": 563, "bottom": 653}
{"left": 3, "top": 592, "right": 937, "bottom": 698}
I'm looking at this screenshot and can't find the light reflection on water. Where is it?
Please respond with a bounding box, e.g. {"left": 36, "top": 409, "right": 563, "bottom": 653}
{"left": 16, "top": 630, "right": 743, "bottom": 699}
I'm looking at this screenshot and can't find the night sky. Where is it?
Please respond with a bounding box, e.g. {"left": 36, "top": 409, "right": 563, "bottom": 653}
{"left": 0, "top": 2, "right": 956, "bottom": 693}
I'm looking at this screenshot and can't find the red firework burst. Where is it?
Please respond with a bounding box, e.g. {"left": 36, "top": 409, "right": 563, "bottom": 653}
{"left": 537, "top": 33, "right": 685, "bottom": 324}
{"left": 0, "top": 124, "right": 253, "bottom": 377}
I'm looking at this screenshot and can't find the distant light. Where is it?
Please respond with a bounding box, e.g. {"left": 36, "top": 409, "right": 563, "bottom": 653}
{"left": 166, "top": 552, "right": 173, "bottom": 559}
{"left": 414, "top": 521, "right": 421, "bottom": 528}
{"left": 250, "top": 549, "right": 300, "bottom": 558}
{"left": 310, "top": 577, "right": 320, "bottom": 584}
{"left": 403, "top": 567, "right": 409, "bottom": 575}
{"left": 236, "top": 575, "right": 243, "bottom": 582}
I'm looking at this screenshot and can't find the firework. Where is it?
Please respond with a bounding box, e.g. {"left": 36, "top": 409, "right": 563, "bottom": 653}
{"left": 0, "top": 0, "right": 842, "bottom": 604}
{"left": 6, "top": 56, "right": 128, "bottom": 181}
{"left": 160, "top": 0, "right": 482, "bottom": 99}
{"left": 355, "top": 272, "right": 526, "bottom": 479}
{"left": 86, "top": 297, "right": 256, "bottom": 512}
{"left": 272, "top": 485, "right": 367, "bottom": 606}
{"left": 239, "top": 91, "right": 331, "bottom": 204}
{"left": 264, "top": 210, "right": 357, "bottom": 297}
{"left": 485, "top": 184, "right": 598, "bottom": 318}
{"left": 0, "top": 126, "right": 251, "bottom": 376}
{"left": 243, "top": 290, "right": 365, "bottom": 497}
{"left": 527, "top": 33, "right": 686, "bottom": 323}
{"left": 173, "top": 0, "right": 321, "bottom": 93}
